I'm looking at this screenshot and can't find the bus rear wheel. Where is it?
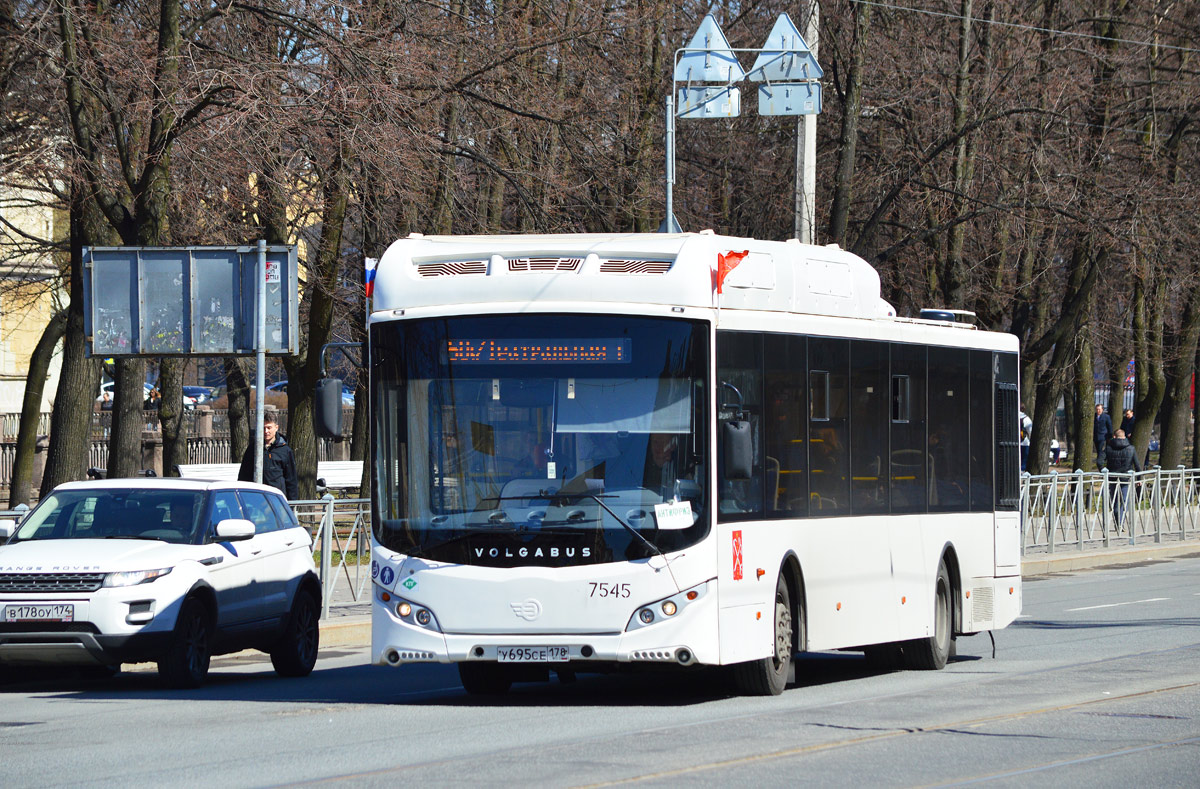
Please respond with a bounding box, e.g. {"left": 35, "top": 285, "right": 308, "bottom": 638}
{"left": 458, "top": 662, "right": 512, "bottom": 696}
{"left": 904, "top": 560, "right": 952, "bottom": 670}
{"left": 732, "top": 573, "right": 793, "bottom": 696}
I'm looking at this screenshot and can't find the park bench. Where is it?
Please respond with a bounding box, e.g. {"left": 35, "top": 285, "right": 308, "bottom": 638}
{"left": 176, "top": 460, "right": 363, "bottom": 494}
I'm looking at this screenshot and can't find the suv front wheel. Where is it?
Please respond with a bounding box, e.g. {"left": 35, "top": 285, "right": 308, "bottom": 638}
{"left": 158, "top": 597, "right": 212, "bottom": 688}
{"left": 270, "top": 590, "right": 320, "bottom": 677}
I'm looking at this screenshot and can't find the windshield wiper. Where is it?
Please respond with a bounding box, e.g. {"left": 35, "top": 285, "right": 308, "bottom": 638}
{"left": 102, "top": 535, "right": 165, "bottom": 541}
{"left": 538, "top": 492, "right": 665, "bottom": 561}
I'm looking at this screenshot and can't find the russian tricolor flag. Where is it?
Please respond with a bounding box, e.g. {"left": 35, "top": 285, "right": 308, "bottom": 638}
{"left": 365, "top": 257, "right": 378, "bottom": 299}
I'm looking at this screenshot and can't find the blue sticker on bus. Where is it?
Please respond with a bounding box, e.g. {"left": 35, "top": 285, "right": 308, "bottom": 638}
{"left": 380, "top": 566, "right": 395, "bottom": 586}
{"left": 371, "top": 560, "right": 379, "bottom": 580}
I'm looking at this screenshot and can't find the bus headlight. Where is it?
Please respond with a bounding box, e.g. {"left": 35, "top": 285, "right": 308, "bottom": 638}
{"left": 626, "top": 581, "right": 711, "bottom": 632}
{"left": 387, "top": 595, "right": 441, "bottom": 632}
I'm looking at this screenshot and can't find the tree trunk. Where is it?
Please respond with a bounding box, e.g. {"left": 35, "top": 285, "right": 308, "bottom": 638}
{"left": 1026, "top": 242, "right": 1100, "bottom": 475}
{"left": 9, "top": 310, "right": 66, "bottom": 506}
{"left": 41, "top": 185, "right": 106, "bottom": 494}
{"left": 107, "top": 358, "right": 148, "bottom": 477}
{"left": 827, "top": 1, "right": 872, "bottom": 247}
{"left": 1157, "top": 288, "right": 1200, "bottom": 467}
{"left": 158, "top": 357, "right": 186, "bottom": 475}
{"left": 284, "top": 147, "right": 351, "bottom": 500}
{"left": 1029, "top": 339, "right": 1072, "bottom": 477}
{"left": 1193, "top": 341, "right": 1200, "bottom": 468}
{"left": 1130, "top": 269, "right": 1167, "bottom": 462}
{"left": 1074, "top": 329, "right": 1095, "bottom": 470}
{"left": 224, "top": 357, "right": 251, "bottom": 464}
{"left": 941, "top": 0, "right": 975, "bottom": 308}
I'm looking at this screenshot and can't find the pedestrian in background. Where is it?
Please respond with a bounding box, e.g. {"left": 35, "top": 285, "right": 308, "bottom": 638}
{"left": 1093, "top": 404, "right": 1113, "bottom": 469}
{"left": 1019, "top": 406, "right": 1032, "bottom": 471}
{"left": 238, "top": 407, "right": 298, "bottom": 500}
{"left": 1103, "top": 428, "right": 1141, "bottom": 530}
{"left": 1120, "top": 408, "right": 1136, "bottom": 438}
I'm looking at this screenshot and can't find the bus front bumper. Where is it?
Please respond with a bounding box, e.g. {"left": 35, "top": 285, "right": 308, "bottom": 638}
{"left": 370, "top": 592, "right": 719, "bottom": 668}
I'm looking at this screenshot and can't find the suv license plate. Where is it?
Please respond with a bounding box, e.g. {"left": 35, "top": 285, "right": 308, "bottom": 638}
{"left": 496, "top": 646, "right": 569, "bottom": 663}
{"left": 4, "top": 604, "right": 74, "bottom": 622}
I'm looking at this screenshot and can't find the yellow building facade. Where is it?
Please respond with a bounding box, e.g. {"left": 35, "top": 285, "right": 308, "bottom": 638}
{"left": 0, "top": 183, "right": 64, "bottom": 418}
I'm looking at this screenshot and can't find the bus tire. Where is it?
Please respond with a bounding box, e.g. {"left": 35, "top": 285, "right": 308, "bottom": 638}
{"left": 904, "top": 560, "right": 951, "bottom": 670}
{"left": 732, "top": 573, "right": 793, "bottom": 696}
{"left": 458, "top": 662, "right": 512, "bottom": 696}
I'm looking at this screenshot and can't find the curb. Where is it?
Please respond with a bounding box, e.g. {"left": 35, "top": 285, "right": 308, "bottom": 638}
{"left": 319, "top": 615, "right": 371, "bottom": 647}
{"left": 1021, "top": 541, "right": 1200, "bottom": 576}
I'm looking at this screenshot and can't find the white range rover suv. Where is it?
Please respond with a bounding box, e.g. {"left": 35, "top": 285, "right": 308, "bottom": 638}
{"left": 0, "top": 478, "right": 321, "bottom": 687}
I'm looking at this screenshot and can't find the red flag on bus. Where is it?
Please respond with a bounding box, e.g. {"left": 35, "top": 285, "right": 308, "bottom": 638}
{"left": 716, "top": 250, "right": 749, "bottom": 294}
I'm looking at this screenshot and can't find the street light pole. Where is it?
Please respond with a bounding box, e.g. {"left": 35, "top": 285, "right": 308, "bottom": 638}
{"left": 254, "top": 239, "right": 266, "bottom": 485}
{"left": 796, "top": 2, "right": 819, "bottom": 243}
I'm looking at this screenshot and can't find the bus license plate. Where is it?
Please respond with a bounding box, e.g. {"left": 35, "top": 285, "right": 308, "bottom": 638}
{"left": 4, "top": 604, "right": 74, "bottom": 622}
{"left": 496, "top": 646, "right": 569, "bottom": 663}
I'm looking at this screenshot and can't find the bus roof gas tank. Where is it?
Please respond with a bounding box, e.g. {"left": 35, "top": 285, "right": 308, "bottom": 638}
{"left": 369, "top": 232, "right": 895, "bottom": 321}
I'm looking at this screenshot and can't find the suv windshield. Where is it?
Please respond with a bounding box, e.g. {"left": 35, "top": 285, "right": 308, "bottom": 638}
{"left": 11, "top": 489, "right": 205, "bottom": 545}
{"left": 372, "top": 313, "right": 709, "bottom": 566}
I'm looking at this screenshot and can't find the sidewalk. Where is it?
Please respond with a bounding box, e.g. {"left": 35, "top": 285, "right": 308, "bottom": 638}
{"left": 316, "top": 540, "right": 1200, "bottom": 649}
{"left": 1020, "top": 540, "right": 1200, "bottom": 575}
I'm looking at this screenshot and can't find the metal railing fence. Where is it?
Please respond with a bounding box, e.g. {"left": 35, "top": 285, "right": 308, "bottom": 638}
{"left": 291, "top": 496, "right": 372, "bottom": 618}
{"left": 1020, "top": 466, "right": 1198, "bottom": 554}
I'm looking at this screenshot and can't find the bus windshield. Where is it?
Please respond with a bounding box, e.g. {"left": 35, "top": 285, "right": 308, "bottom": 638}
{"left": 371, "top": 314, "right": 709, "bottom": 566}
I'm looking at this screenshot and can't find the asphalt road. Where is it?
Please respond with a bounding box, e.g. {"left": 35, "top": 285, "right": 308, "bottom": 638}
{"left": 2, "top": 556, "right": 1199, "bottom": 787}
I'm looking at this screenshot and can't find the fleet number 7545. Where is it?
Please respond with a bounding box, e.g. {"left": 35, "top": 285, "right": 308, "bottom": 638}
{"left": 588, "top": 582, "right": 631, "bottom": 598}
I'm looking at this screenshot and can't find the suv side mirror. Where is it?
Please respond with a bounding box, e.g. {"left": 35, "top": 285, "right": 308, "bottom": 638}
{"left": 314, "top": 377, "right": 345, "bottom": 439}
{"left": 215, "top": 519, "right": 256, "bottom": 540}
{"left": 0, "top": 520, "right": 16, "bottom": 543}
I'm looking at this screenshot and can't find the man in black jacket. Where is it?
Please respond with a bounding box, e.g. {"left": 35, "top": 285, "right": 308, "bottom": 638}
{"left": 1104, "top": 429, "right": 1141, "bottom": 530}
{"left": 238, "top": 409, "right": 299, "bottom": 500}
{"left": 1093, "top": 404, "right": 1113, "bottom": 469}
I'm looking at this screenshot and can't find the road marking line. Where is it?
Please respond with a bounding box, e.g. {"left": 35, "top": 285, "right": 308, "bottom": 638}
{"left": 1066, "top": 597, "right": 1169, "bottom": 612}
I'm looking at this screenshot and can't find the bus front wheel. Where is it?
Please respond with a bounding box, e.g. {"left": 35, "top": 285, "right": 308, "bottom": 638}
{"left": 732, "top": 573, "right": 794, "bottom": 696}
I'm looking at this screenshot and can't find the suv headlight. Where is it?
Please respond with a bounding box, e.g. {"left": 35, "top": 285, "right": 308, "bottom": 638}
{"left": 104, "top": 567, "right": 173, "bottom": 587}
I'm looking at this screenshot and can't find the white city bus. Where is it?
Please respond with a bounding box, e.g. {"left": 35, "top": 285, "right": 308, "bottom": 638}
{"left": 318, "top": 231, "right": 1022, "bottom": 695}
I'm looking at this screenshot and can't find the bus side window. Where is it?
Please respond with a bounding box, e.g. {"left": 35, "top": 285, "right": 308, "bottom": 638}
{"left": 765, "top": 334, "right": 807, "bottom": 517}
{"left": 716, "top": 331, "right": 763, "bottom": 519}
{"left": 809, "top": 338, "right": 850, "bottom": 513}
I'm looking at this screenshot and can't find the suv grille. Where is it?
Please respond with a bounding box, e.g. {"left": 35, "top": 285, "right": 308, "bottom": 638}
{"left": 0, "top": 573, "right": 106, "bottom": 593}
{"left": 0, "top": 622, "right": 99, "bottom": 634}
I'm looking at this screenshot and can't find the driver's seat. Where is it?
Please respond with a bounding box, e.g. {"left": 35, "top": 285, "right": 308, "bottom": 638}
{"left": 90, "top": 498, "right": 121, "bottom": 537}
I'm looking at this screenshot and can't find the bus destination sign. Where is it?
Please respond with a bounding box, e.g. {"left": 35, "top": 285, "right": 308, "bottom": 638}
{"left": 446, "top": 339, "right": 630, "bottom": 364}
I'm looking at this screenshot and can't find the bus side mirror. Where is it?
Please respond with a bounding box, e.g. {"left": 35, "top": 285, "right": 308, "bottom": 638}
{"left": 723, "top": 420, "right": 753, "bottom": 480}
{"left": 315, "top": 378, "right": 345, "bottom": 439}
